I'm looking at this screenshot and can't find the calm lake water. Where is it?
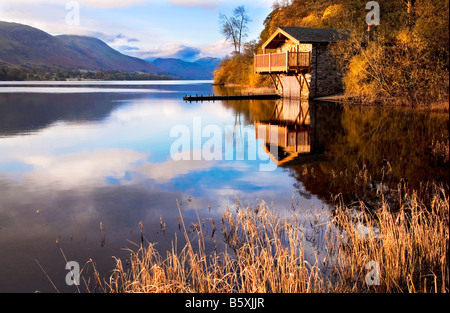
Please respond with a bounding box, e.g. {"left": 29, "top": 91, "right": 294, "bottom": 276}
{"left": 0, "top": 81, "right": 448, "bottom": 292}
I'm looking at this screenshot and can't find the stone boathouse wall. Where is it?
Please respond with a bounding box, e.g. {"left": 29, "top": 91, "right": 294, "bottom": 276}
{"left": 282, "top": 44, "right": 344, "bottom": 99}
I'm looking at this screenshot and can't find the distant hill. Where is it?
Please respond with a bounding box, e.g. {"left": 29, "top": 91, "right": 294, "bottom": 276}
{"left": 0, "top": 21, "right": 161, "bottom": 73}
{"left": 151, "top": 57, "right": 221, "bottom": 80}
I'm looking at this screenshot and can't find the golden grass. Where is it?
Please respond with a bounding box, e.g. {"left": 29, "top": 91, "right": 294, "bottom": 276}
{"left": 94, "top": 184, "right": 448, "bottom": 293}
{"left": 329, "top": 185, "right": 449, "bottom": 292}
{"left": 102, "top": 202, "right": 324, "bottom": 293}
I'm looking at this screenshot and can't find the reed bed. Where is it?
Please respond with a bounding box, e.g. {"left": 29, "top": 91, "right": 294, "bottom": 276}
{"left": 102, "top": 202, "right": 325, "bottom": 293}
{"left": 96, "top": 183, "right": 448, "bottom": 293}
{"left": 329, "top": 185, "right": 449, "bottom": 292}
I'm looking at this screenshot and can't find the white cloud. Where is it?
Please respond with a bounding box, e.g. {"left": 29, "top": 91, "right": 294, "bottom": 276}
{"left": 129, "top": 43, "right": 199, "bottom": 60}
{"left": 167, "top": 0, "right": 223, "bottom": 9}
{"left": 198, "top": 39, "right": 233, "bottom": 58}
{"left": 78, "top": 0, "right": 147, "bottom": 8}
{"left": 16, "top": 149, "right": 147, "bottom": 188}
{"left": 164, "top": 0, "right": 275, "bottom": 10}
{"left": 0, "top": 0, "right": 147, "bottom": 9}
{"left": 136, "top": 156, "right": 215, "bottom": 183}
{"left": 5, "top": 147, "right": 218, "bottom": 188}
{"left": 129, "top": 39, "right": 232, "bottom": 61}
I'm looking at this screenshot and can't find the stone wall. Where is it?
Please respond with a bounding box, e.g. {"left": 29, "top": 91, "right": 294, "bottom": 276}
{"left": 272, "top": 41, "right": 343, "bottom": 99}
{"left": 309, "top": 44, "right": 344, "bottom": 98}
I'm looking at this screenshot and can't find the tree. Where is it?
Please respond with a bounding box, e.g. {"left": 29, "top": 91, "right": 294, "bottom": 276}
{"left": 219, "top": 6, "right": 251, "bottom": 54}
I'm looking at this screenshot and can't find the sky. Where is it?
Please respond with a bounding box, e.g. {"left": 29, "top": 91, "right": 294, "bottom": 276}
{"left": 0, "top": 0, "right": 275, "bottom": 61}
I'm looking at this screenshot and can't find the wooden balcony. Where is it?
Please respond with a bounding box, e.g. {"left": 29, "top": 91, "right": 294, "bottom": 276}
{"left": 254, "top": 52, "right": 311, "bottom": 74}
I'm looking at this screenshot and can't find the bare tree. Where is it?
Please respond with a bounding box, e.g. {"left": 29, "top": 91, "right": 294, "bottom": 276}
{"left": 219, "top": 6, "right": 251, "bottom": 54}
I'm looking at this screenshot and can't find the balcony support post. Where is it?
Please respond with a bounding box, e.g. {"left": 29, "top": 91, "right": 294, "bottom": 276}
{"left": 269, "top": 53, "right": 271, "bottom": 74}
{"left": 286, "top": 51, "right": 289, "bottom": 72}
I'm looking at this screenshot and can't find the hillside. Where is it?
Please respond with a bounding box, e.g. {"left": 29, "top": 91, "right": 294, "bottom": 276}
{"left": 214, "top": 0, "right": 449, "bottom": 104}
{"left": 0, "top": 21, "right": 160, "bottom": 73}
{"left": 151, "top": 57, "right": 221, "bottom": 80}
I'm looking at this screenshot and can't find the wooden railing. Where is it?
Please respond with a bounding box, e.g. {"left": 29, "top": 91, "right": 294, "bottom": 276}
{"left": 288, "top": 52, "right": 311, "bottom": 69}
{"left": 254, "top": 52, "right": 311, "bottom": 73}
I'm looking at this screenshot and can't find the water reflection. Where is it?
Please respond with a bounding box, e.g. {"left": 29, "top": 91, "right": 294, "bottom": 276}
{"left": 250, "top": 98, "right": 344, "bottom": 167}
{"left": 243, "top": 97, "right": 449, "bottom": 205}
{"left": 0, "top": 93, "right": 124, "bottom": 136}
{"left": 1, "top": 83, "right": 320, "bottom": 292}
{"left": 255, "top": 99, "right": 311, "bottom": 166}
{"left": 0, "top": 83, "right": 447, "bottom": 292}
{"left": 0, "top": 81, "right": 214, "bottom": 137}
{"left": 223, "top": 95, "right": 448, "bottom": 206}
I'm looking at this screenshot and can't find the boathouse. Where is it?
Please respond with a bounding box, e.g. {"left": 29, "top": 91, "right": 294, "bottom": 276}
{"left": 254, "top": 27, "right": 348, "bottom": 99}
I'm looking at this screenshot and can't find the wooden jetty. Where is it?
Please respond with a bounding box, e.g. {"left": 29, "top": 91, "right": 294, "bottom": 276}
{"left": 183, "top": 93, "right": 281, "bottom": 102}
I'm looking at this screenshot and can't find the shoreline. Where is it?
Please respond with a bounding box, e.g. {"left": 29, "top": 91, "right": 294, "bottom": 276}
{"left": 216, "top": 84, "right": 449, "bottom": 112}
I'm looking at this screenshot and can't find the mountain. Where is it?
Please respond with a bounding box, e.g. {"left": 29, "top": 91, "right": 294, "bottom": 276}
{"left": 0, "top": 21, "right": 160, "bottom": 73}
{"left": 151, "top": 57, "right": 221, "bottom": 80}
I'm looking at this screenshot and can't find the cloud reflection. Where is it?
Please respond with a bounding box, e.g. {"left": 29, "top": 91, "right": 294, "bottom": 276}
{"left": 0, "top": 87, "right": 328, "bottom": 292}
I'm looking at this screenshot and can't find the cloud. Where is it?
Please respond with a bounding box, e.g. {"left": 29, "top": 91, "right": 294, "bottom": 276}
{"left": 140, "top": 45, "right": 202, "bottom": 61}
{"left": 198, "top": 39, "right": 233, "bottom": 58}
{"left": 112, "top": 34, "right": 139, "bottom": 42}
{"left": 132, "top": 43, "right": 202, "bottom": 61}
{"left": 85, "top": 32, "right": 140, "bottom": 45}
{"left": 96, "top": 32, "right": 144, "bottom": 54}
{"left": 16, "top": 149, "right": 147, "bottom": 188}
{"left": 129, "top": 39, "right": 232, "bottom": 61}
{"left": 171, "top": 46, "right": 202, "bottom": 60}
{"left": 5, "top": 146, "right": 217, "bottom": 189}
{"left": 135, "top": 156, "right": 216, "bottom": 184}
{"left": 167, "top": 0, "right": 224, "bottom": 9}
{"left": 117, "top": 45, "right": 140, "bottom": 51}
{"left": 78, "top": 0, "right": 147, "bottom": 8}
{"left": 0, "top": 0, "right": 147, "bottom": 9}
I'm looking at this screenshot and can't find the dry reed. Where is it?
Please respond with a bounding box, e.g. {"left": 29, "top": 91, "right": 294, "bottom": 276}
{"left": 94, "top": 183, "right": 448, "bottom": 293}
{"left": 329, "top": 185, "right": 448, "bottom": 292}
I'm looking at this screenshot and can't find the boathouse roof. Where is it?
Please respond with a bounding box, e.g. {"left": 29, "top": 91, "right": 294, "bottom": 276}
{"left": 262, "top": 27, "right": 349, "bottom": 50}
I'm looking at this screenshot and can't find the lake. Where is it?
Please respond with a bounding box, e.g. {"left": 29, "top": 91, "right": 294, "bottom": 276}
{"left": 0, "top": 81, "right": 448, "bottom": 292}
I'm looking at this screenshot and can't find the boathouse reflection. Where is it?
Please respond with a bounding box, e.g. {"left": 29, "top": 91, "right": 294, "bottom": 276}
{"left": 254, "top": 98, "right": 312, "bottom": 166}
